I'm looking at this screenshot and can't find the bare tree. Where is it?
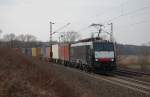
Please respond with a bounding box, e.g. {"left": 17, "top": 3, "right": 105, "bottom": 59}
{"left": 16, "top": 34, "right": 26, "bottom": 47}
{"left": 16, "top": 34, "right": 26, "bottom": 42}
{"left": 61, "top": 31, "right": 79, "bottom": 43}
{"left": 0, "top": 29, "right": 3, "bottom": 47}
{"left": 3, "top": 33, "right": 16, "bottom": 47}
{"left": 3, "top": 33, "right": 16, "bottom": 41}
{"left": 0, "top": 29, "right": 2, "bottom": 37}
{"left": 148, "top": 41, "right": 150, "bottom": 46}
{"left": 25, "top": 34, "right": 37, "bottom": 47}
{"left": 2, "top": 33, "right": 37, "bottom": 48}
{"left": 16, "top": 34, "right": 37, "bottom": 42}
{"left": 25, "top": 34, "right": 36, "bottom": 42}
{"left": 0, "top": 29, "right": 2, "bottom": 41}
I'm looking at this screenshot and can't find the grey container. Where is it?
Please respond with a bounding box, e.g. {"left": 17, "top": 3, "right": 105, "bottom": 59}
{"left": 41, "top": 47, "right": 46, "bottom": 58}
{"left": 70, "top": 42, "right": 93, "bottom": 65}
{"left": 26, "top": 48, "right": 32, "bottom": 56}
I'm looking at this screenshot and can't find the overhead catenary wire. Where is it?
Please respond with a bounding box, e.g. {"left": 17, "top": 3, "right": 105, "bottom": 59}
{"left": 77, "top": 25, "right": 91, "bottom": 33}
{"left": 131, "top": 18, "right": 150, "bottom": 26}
{"left": 53, "top": 23, "right": 71, "bottom": 32}
{"left": 85, "top": 0, "right": 130, "bottom": 22}
{"left": 76, "top": 0, "right": 130, "bottom": 32}
{"left": 116, "top": 18, "right": 150, "bottom": 29}
{"left": 51, "top": 23, "right": 71, "bottom": 35}
{"left": 104, "top": 4, "right": 150, "bottom": 23}
{"left": 77, "top": 1, "right": 150, "bottom": 33}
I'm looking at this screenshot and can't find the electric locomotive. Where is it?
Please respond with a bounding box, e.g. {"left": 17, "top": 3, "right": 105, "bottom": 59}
{"left": 70, "top": 39, "right": 116, "bottom": 72}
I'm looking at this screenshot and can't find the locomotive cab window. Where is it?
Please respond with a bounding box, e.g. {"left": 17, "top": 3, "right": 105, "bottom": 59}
{"left": 94, "top": 42, "right": 114, "bottom": 51}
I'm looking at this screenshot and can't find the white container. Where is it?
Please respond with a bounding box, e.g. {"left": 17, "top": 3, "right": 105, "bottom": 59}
{"left": 52, "top": 44, "right": 59, "bottom": 59}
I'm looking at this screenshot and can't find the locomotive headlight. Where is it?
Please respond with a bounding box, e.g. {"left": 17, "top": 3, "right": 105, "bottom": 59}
{"left": 111, "top": 59, "right": 114, "bottom": 61}
{"left": 96, "top": 59, "right": 98, "bottom": 61}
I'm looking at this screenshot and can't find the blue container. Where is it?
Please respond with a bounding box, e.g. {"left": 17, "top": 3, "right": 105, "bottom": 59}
{"left": 26, "top": 48, "right": 32, "bottom": 56}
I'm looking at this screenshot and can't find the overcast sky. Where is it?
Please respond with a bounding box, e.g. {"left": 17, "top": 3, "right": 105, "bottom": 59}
{"left": 0, "top": 0, "right": 150, "bottom": 45}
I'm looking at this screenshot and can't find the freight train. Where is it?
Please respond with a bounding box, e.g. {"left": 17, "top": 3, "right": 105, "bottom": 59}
{"left": 15, "top": 39, "right": 117, "bottom": 72}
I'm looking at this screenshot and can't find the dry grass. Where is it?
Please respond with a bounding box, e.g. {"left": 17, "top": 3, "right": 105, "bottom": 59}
{"left": 0, "top": 49, "right": 78, "bottom": 97}
{"left": 117, "top": 55, "right": 150, "bottom": 72}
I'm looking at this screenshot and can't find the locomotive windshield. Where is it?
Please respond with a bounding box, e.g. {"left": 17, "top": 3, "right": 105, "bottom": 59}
{"left": 94, "top": 42, "right": 114, "bottom": 51}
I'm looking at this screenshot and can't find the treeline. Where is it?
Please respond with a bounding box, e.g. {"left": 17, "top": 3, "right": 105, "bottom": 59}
{"left": 0, "top": 32, "right": 149, "bottom": 56}
{"left": 0, "top": 31, "right": 79, "bottom": 48}
{"left": 0, "top": 33, "right": 54, "bottom": 48}
{"left": 116, "top": 44, "right": 150, "bottom": 56}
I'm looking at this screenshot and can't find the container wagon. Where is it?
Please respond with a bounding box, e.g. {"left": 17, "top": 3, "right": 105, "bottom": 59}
{"left": 19, "top": 40, "right": 116, "bottom": 73}
{"left": 32, "top": 48, "right": 37, "bottom": 57}
{"left": 45, "top": 47, "right": 51, "bottom": 62}
{"left": 36, "top": 48, "right": 41, "bottom": 58}
{"left": 40, "top": 47, "right": 46, "bottom": 58}
{"left": 52, "top": 44, "right": 59, "bottom": 63}
{"left": 21, "top": 48, "right": 26, "bottom": 54}
{"left": 32, "top": 48, "right": 41, "bottom": 60}
{"left": 59, "top": 43, "right": 70, "bottom": 65}
{"left": 26, "top": 48, "right": 32, "bottom": 56}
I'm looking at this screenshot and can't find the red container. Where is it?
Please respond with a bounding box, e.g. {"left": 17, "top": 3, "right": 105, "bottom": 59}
{"left": 45, "top": 47, "right": 52, "bottom": 62}
{"left": 46, "top": 47, "right": 52, "bottom": 58}
{"left": 59, "top": 44, "right": 70, "bottom": 61}
{"left": 36, "top": 48, "right": 41, "bottom": 57}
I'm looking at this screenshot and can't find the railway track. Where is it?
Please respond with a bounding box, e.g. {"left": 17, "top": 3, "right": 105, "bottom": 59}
{"left": 89, "top": 71, "right": 150, "bottom": 96}
{"left": 54, "top": 63, "right": 150, "bottom": 96}
{"left": 92, "top": 74, "right": 150, "bottom": 95}
{"left": 115, "top": 67, "right": 150, "bottom": 77}
{"left": 114, "top": 68, "right": 150, "bottom": 83}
